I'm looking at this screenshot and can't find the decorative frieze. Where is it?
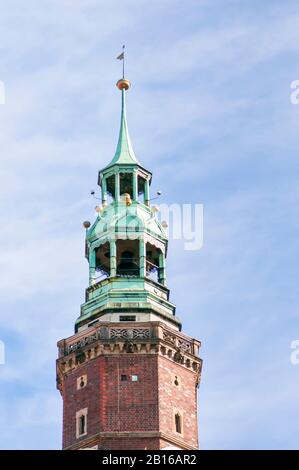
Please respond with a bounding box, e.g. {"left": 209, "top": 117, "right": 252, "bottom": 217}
{"left": 163, "top": 330, "right": 193, "bottom": 353}
{"left": 177, "top": 338, "right": 192, "bottom": 353}
{"left": 163, "top": 330, "right": 176, "bottom": 344}
{"left": 57, "top": 322, "right": 201, "bottom": 381}
{"left": 110, "top": 327, "right": 150, "bottom": 340}
{"left": 62, "top": 326, "right": 152, "bottom": 356}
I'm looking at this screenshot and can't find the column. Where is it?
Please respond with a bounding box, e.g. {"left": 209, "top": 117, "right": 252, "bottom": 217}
{"left": 144, "top": 179, "right": 150, "bottom": 206}
{"left": 139, "top": 239, "right": 146, "bottom": 278}
{"left": 101, "top": 177, "right": 107, "bottom": 205}
{"left": 115, "top": 173, "right": 120, "bottom": 202}
{"left": 110, "top": 239, "right": 117, "bottom": 277}
{"left": 158, "top": 252, "right": 166, "bottom": 285}
{"left": 89, "top": 248, "right": 96, "bottom": 286}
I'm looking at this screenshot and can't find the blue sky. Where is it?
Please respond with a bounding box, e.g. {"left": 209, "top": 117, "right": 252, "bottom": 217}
{"left": 0, "top": 0, "right": 299, "bottom": 449}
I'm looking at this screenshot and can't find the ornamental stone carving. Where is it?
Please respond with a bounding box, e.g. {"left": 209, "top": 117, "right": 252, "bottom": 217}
{"left": 110, "top": 328, "right": 150, "bottom": 340}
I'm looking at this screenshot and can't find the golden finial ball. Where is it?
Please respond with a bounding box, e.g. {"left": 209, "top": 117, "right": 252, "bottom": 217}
{"left": 116, "top": 79, "right": 131, "bottom": 90}
{"left": 83, "top": 221, "right": 91, "bottom": 229}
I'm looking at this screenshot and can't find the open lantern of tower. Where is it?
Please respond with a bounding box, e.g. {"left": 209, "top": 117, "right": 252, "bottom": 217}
{"left": 56, "top": 68, "right": 202, "bottom": 450}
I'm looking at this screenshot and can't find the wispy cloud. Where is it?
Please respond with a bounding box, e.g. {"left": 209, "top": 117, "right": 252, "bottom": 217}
{"left": 0, "top": 0, "right": 299, "bottom": 449}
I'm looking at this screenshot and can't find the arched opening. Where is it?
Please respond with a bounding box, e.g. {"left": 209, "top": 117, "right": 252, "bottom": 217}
{"left": 138, "top": 175, "right": 146, "bottom": 203}
{"left": 146, "top": 243, "right": 160, "bottom": 282}
{"left": 106, "top": 174, "right": 116, "bottom": 203}
{"left": 95, "top": 242, "right": 110, "bottom": 280}
{"left": 120, "top": 172, "right": 133, "bottom": 199}
{"left": 146, "top": 243, "right": 165, "bottom": 284}
{"left": 116, "top": 240, "right": 139, "bottom": 276}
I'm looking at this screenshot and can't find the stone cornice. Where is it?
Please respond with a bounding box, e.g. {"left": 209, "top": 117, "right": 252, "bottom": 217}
{"left": 56, "top": 321, "right": 202, "bottom": 393}
{"left": 58, "top": 321, "right": 200, "bottom": 353}
{"left": 64, "top": 430, "right": 198, "bottom": 451}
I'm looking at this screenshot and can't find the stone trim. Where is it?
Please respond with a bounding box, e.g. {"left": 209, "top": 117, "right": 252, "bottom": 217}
{"left": 57, "top": 321, "right": 202, "bottom": 394}
{"left": 64, "top": 430, "right": 198, "bottom": 451}
{"left": 58, "top": 321, "right": 200, "bottom": 357}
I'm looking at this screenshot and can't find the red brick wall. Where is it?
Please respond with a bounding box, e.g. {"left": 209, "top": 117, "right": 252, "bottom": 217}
{"left": 62, "top": 354, "right": 159, "bottom": 448}
{"left": 158, "top": 356, "right": 199, "bottom": 448}
{"left": 99, "top": 437, "right": 160, "bottom": 450}
{"left": 62, "top": 352, "right": 198, "bottom": 449}
{"left": 101, "top": 355, "right": 159, "bottom": 432}
{"left": 62, "top": 359, "right": 101, "bottom": 448}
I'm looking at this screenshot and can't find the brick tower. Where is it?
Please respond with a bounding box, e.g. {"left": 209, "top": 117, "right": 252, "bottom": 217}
{"left": 56, "top": 72, "right": 202, "bottom": 450}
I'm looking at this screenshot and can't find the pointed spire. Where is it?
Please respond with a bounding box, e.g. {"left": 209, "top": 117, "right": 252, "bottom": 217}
{"left": 108, "top": 80, "right": 139, "bottom": 166}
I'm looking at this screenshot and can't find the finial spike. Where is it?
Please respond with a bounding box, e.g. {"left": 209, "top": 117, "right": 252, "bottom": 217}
{"left": 122, "top": 44, "right": 125, "bottom": 79}
{"left": 116, "top": 45, "right": 126, "bottom": 80}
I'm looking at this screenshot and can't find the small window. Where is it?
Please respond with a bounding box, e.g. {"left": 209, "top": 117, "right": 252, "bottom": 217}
{"left": 76, "top": 408, "right": 88, "bottom": 438}
{"left": 79, "top": 415, "right": 86, "bottom": 436}
{"left": 121, "top": 374, "right": 127, "bottom": 381}
{"left": 131, "top": 375, "right": 138, "bottom": 382}
{"left": 120, "top": 315, "right": 136, "bottom": 322}
{"left": 175, "top": 413, "right": 182, "bottom": 434}
{"left": 80, "top": 377, "right": 85, "bottom": 388}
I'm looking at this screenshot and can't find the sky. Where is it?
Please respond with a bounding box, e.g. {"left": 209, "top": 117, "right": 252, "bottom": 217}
{"left": 0, "top": 0, "right": 299, "bottom": 450}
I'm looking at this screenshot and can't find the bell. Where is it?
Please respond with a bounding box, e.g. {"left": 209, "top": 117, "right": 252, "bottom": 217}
{"left": 117, "top": 250, "right": 139, "bottom": 276}
{"left": 122, "top": 192, "right": 132, "bottom": 206}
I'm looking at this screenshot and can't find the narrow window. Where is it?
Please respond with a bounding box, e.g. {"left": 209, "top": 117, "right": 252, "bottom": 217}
{"left": 79, "top": 415, "right": 85, "bottom": 435}
{"left": 121, "top": 374, "right": 127, "bottom": 382}
{"left": 76, "top": 408, "right": 88, "bottom": 438}
{"left": 175, "top": 413, "right": 182, "bottom": 434}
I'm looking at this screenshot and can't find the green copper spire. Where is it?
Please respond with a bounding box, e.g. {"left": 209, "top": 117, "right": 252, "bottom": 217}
{"left": 108, "top": 81, "right": 139, "bottom": 166}
{"left": 76, "top": 72, "right": 181, "bottom": 333}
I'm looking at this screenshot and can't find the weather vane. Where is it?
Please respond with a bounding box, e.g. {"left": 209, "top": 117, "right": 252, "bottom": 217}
{"left": 116, "top": 45, "right": 125, "bottom": 79}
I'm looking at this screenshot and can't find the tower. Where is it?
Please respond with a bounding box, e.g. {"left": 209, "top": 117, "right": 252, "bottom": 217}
{"left": 56, "top": 75, "right": 202, "bottom": 451}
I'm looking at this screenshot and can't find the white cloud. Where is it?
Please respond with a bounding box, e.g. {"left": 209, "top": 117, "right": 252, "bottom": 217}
{"left": 0, "top": 0, "right": 299, "bottom": 450}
